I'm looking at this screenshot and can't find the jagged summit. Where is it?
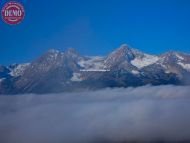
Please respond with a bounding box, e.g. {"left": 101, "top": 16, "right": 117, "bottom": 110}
{"left": 105, "top": 44, "right": 135, "bottom": 66}
{"left": 47, "top": 49, "right": 61, "bottom": 54}
{"left": 114, "top": 44, "right": 135, "bottom": 53}
{"left": 46, "top": 48, "right": 80, "bottom": 57}
{"left": 65, "top": 48, "right": 81, "bottom": 60}
{"left": 65, "top": 47, "right": 78, "bottom": 53}
{"left": 105, "top": 44, "right": 149, "bottom": 68}
{"left": 117, "top": 44, "right": 131, "bottom": 50}
{"left": 110, "top": 44, "right": 145, "bottom": 57}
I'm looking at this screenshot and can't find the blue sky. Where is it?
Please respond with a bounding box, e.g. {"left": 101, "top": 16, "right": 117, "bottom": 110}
{"left": 0, "top": 0, "right": 190, "bottom": 65}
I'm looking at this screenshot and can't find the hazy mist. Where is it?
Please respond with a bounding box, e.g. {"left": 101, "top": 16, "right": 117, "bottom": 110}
{"left": 1, "top": 85, "right": 190, "bottom": 143}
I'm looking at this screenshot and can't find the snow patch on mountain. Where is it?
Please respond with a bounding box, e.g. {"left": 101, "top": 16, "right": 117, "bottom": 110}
{"left": 176, "top": 54, "right": 184, "bottom": 61}
{"left": 156, "top": 63, "right": 170, "bottom": 73}
{"left": 46, "top": 49, "right": 62, "bottom": 62}
{"left": 178, "top": 62, "right": 190, "bottom": 71}
{"left": 131, "top": 70, "right": 140, "bottom": 75}
{"left": 9, "top": 63, "right": 30, "bottom": 77}
{"left": 71, "top": 73, "right": 83, "bottom": 81}
{"left": 78, "top": 56, "right": 108, "bottom": 71}
{"left": 131, "top": 54, "right": 159, "bottom": 69}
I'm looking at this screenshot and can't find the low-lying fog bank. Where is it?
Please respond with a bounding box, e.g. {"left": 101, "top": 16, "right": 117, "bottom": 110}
{"left": 0, "top": 85, "right": 190, "bottom": 143}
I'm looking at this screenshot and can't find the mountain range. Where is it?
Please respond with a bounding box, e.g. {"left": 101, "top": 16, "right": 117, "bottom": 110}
{"left": 1, "top": 44, "right": 190, "bottom": 94}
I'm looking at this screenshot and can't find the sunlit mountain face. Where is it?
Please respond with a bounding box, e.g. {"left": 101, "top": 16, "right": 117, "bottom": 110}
{"left": 0, "top": 44, "right": 190, "bottom": 94}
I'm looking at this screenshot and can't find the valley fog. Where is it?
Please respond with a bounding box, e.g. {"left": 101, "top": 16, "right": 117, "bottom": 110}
{"left": 1, "top": 85, "right": 190, "bottom": 143}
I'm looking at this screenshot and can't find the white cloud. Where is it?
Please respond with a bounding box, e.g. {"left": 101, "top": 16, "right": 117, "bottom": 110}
{"left": 0, "top": 85, "right": 190, "bottom": 143}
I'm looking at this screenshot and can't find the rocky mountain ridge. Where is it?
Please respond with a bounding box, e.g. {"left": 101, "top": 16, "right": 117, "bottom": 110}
{"left": 0, "top": 44, "right": 190, "bottom": 94}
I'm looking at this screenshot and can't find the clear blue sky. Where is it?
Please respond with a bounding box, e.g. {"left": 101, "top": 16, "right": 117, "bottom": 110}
{"left": 1, "top": 0, "right": 190, "bottom": 65}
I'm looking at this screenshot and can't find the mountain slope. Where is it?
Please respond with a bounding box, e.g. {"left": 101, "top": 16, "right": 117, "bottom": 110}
{"left": 0, "top": 44, "right": 190, "bottom": 94}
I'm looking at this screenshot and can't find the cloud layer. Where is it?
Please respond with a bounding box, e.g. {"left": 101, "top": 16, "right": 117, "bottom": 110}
{"left": 1, "top": 85, "right": 190, "bottom": 143}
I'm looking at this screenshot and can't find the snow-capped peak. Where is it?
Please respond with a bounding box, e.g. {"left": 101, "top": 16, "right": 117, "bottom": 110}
{"left": 105, "top": 44, "right": 136, "bottom": 67}
{"left": 105, "top": 44, "right": 160, "bottom": 69}
{"left": 157, "top": 51, "right": 190, "bottom": 73}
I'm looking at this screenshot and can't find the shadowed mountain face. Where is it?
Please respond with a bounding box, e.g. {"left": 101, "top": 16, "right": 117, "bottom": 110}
{"left": 0, "top": 44, "right": 190, "bottom": 94}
